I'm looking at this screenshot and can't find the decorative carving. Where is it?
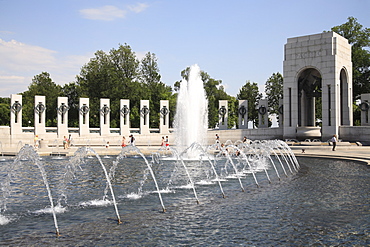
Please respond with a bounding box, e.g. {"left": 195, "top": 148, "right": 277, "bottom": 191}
{"left": 58, "top": 103, "right": 69, "bottom": 115}
{"left": 11, "top": 101, "right": 22, "bottom": 113}
{"left": 80, "top": 104, "right": 90, "bottom": 115}
{"left": 35, "top": 102, "right": 45, "bottom": 114}
{"left": 238, "top": 105, "right": 247, "bottom": 118}
{"left": 218, "top": 106, "right": 227, "bottom": 116}
{"left": 258, "top": 105, "right": 267, "bottom": 115}
{"left": 100, "top": 104, "right": 110, "bottom": 115}
{"left": 360, "top": 102, "right": 369, "bottom": 111}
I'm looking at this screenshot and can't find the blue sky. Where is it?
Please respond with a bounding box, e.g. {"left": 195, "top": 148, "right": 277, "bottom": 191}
{"left": 0, "top": 0, "right": 369, "bottom": 98}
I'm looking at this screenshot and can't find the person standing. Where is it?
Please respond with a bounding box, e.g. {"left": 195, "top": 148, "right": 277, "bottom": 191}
{"left": 121, "top": 136, "right": 126, "bottom": 147}
{"left": 161, "top": 136, "right": 165, "bottom": 147}
{"left": 129, "top": 134, "right": 135, "bottom": 146}
{"left": 215, "top": 134, "right": 220, "bottom": 144}
{"left": 63, "top": 136, "right": 69, "bottom": 149}
{"left": 34, "top": 135, "right": 39, "bottom": 149}
{"left": 331, "top": 134, "right": 337, "bottom": 151}
{"left": 165, "top": 136, "right": 169, "bottom": 149}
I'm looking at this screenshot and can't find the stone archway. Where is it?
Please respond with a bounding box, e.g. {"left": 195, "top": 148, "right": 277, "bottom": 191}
{"left": 283, "top": 31, "right": 352, "bottom": 141}
{"left": 340, "top": 68, "right": 351, "bottom": 126}
{"left": 297, "top": 68, "right": 322, "bottom": 127}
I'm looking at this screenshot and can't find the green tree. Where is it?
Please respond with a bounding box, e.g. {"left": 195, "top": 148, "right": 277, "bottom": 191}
{"left": 76, "top": 44, "right": 143, "bottom": 127}
{"left": 77, "top": 50, "right": 114, "bottom": 127}
{"left": 237, "top": 81, "right": 262, "bottom": 128}
{"left": 177, "top": 67, "right": 230, "bottom": 128}
{"left": 265, "top": 72, "right": 283, "bottom": 115}
{"left": 330, "top": 17, "right": 370, "bottom": 99}
{"left": 0, "top": 97, "right": 10, "bottom": 126}
{"left": 22, "top": 72, "right": 62, "bottom": 127}
{"left": 140, "top": 52, "right": 173, "bottom": 128}
{"left": 61, "top": 82, "right": 82, "bottom": 127}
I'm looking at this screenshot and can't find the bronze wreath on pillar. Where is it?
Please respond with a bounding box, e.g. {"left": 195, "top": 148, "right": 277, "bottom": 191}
{"left": 80, "top": 104, "right": 90, "bottom": 115}
{"left": 238, "top": 105, "right": 247, "bottom": 118}
{"left": 58, "top": 103, "right": 69, "bottom": 115}
{"left": 100, "top": 104, "right": 110, "bottom": 116}
{"left": 359, "top": 102, "right": 369, "bottom": 111}
{"left": 35, "top": 102, "right": 45, "bottom": 114}
{"left": 120, "top": 105, "right": 130, "bottom": 116}
{"left": 258, "top": 105, "right": 267, "bottom": 115}
{"left": 11, "top": 101, "right": 22, "bottom": 113}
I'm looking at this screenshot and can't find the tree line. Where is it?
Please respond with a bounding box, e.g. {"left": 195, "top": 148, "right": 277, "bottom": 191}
{"left": 0, "top": 17, "right": 368, "bottom": 127}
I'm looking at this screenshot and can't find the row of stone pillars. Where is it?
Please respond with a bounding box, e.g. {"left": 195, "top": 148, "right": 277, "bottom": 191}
{"left": 10, "top": 95, "right": 170, "bottom": 137}
{"left": 10, "top": 94, "right": 276, "bottom": 137}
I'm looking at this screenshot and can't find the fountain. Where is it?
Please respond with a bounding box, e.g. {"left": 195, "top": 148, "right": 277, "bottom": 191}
{"left": 174, "top": 64, "right": 208, "bottom": 155}
{"left": 0, "top": 66, "right": 368, "bottom": 245}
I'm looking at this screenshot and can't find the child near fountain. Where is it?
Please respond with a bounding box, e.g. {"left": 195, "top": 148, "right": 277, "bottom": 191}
{"left": 165, "top": 136, "right": 169, "bottom": 149}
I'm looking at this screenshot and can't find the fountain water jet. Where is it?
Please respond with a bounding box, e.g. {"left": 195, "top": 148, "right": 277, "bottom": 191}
{"left": 0, "top": 144, "right": 60, "bottom": 236}
{"left": 174, "top": 64, "right": 208, "bottom": 156}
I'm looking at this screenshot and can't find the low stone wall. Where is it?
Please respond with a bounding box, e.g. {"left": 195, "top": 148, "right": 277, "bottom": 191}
{"left": 339, "top": 126, "right": 370, "bottom": 143}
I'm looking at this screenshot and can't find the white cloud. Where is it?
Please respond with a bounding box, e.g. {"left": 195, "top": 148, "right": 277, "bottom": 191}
{"left": 0, "top": 39, "right": 57, "bottom": 72}
{"left": 79, "top": 5, "right": 127, "bottom": 21}
{"left": 0, "top": 39, "right": 92, "bottom": 97}
{"left": 79, "top": 3, "right": 149, "bottom": 21}
{"left": 128, "top": 3, "right": 149, "bottom": 13}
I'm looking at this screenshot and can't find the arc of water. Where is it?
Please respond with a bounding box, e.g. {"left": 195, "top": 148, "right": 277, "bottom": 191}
{"left": 220, "top": 145, "right": 245, "bottom": 192}
{"left": 185, "top": 142, "right": 226, "bottom": 198}
{"left": 249, "top": 142, "right": 280, "bottom": 182}
{"left": 86, "top": 148, "right": 122, "bottom": 223}
{"left": 169, "top": 147, "right": 200, "bottom": 204}
{"left": 269, "top": 147, "right": 288, "bottom": 177}
{"left": 266, "top": 151, "right": 281, "bottom": 180}
{"left": 275, "top": 145, "right": 293, "bottom": 174}
{"left": 237, "top": 147, "right": 263, "bottom": 186}
{"left": 134, "top": 148, "right": 167, "bottom": 212}
{"left": 57, "top": 147, "right": 86, "bottom": 206}
{"left": 276, "top": 142, "right": 297, "bottom": 173}
{"left": 279, "top": 141, "right": 300, "bottom": 170}
{"left": 3, "top": 145, "right": 60, "bottom": 236}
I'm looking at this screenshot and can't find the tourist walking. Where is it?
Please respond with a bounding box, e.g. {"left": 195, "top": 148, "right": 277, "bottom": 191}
{"left": 121, "top": 136, "right": 126, "bottom": 147}
{"left": 165, "top": 136, "right": 169, "bottom": 149}
{"left": 331, "top": 134, "right": 337, "bottom": 151}
{"left": 161, "top": 136, "right": 165, "bottom": 147}
{"left": 129, "top": 134, "right": 135, "bottom": 146}
{"left": 215, "top": 134, "right": 220, "bottom": 144}
{"left": 63, "top": 136, "right": 69, "bottom": 149}
{"left": 34, "top": 135, "right": 39, "bottom": 149}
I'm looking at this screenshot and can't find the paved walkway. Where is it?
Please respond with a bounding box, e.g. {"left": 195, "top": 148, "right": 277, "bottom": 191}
{"left": 290, "top": 145, "right": 370, "bottom": 165}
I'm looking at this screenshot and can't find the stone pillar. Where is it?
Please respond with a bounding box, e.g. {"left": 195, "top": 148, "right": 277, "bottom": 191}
{"left": 238, "top": 100, "right": 248, "bottom": 129}
{"left": 120, "top": 99, "right": 130, "bottom": 136}
{"left": 360, "top": 94, "right": 370, "bottom": 126}
{"left": 140, "top": 100, "right": 150, "bottom": 134}
{"left": 257, "top": 99, "right": 268, "bottom": 128}
{"left": 218, "top": 100, "right": 228, "bottom": 130}
{"left": 160, "top": 100, "right": 170, "bottom": 134}
{"left": 34, "top": 95, "right": 46, "bottom": 136}
{"left": 79, "top": 98, "right": 90, "bottom": 136}
{"left": 57, "top": 97, "right": 69, "bottom": 138}
{"left": 10, "top": 94, "right": 23, "bottom": 135}
{"left": 100, "top": 98, "right": 110, "bottom": 136}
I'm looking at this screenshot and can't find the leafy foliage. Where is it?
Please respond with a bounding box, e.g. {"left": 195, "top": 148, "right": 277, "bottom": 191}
{"left": 265, "top": 72, "right": 283, "bottom": 115}
{"left": 21, "top": 72, "right": 62, "bottom": 127}
{"left": 330, "top": 17, "right": 370, "bottom": 99}
{"left": 237, "top": 81, "right": 262, "bottom": 128}
{"left": 0, "top": 97, "right": 10, "bottom": 126}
